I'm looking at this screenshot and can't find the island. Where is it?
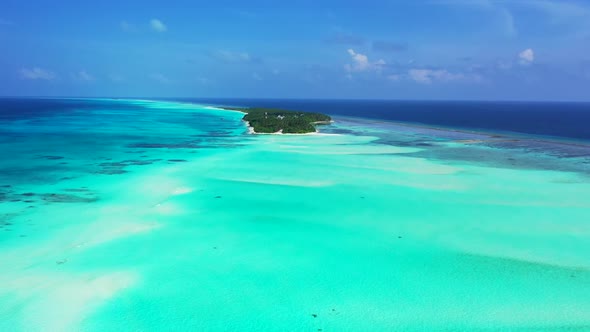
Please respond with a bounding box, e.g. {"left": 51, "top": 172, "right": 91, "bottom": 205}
{"left": 222, "top": 107, "right": 332, "bottom": 134}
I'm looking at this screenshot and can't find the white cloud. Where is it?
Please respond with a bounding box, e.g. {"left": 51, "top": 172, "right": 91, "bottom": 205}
{"left": 20, "top": 67, "right": 56, "bottom": 80}
{"left": 151, "top": 73, "right": 171, "bottom": 84}
{"left": 72, "top": 70, "right": 95, "bottom": 82}
{"left": 346, "top": 49, "right": 369, "bottom": 71}
{"left": 150, "top": 19, "right": 167, "bottom": 32}
{"left": 408, "top": 68, "right": 481, "bottom": 84}
{"left": 344, "top": 49, "right": 386, "bottom": 73}
{"left": 409, "top": 69, "right": 438, "bottom": 84}
{"left": 519, "top": 48, "right": 535, "bottom": 65}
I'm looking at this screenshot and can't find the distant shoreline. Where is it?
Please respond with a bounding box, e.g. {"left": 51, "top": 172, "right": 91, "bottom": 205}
{"left": 241, "top": 120, "right": 327, "bottom": 135}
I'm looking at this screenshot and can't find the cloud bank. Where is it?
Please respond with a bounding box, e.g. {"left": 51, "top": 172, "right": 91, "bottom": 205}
{"left": 344, "top": 49, "right": 386, "bottom": 73}
{"left": 519, "top": 48, "right": 535, "bottom": 65}
{"left": 20, "top": 67, "right": 56, "bottom": 80}
{"left": 150, "top": 19, "right": 167, "bottom": 32}
{"left": 407, "top": 69, "right": 481, "bottom": 84}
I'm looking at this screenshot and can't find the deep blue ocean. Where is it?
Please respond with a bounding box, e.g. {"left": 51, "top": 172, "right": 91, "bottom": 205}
{"left": 2, "top": 97, "right": 590, "bottom": 142}
{"left": 178, "top": 99, "right": 590, "bottom": 142}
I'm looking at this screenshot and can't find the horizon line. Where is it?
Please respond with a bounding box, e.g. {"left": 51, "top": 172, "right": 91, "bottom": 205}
{"left": 1, "top": 96, "right": 590, "bottom": 104}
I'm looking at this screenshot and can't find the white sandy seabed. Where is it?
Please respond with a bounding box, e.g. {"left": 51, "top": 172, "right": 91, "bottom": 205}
{"left": 0, "top": 99, "right": 589, "bottom": 331}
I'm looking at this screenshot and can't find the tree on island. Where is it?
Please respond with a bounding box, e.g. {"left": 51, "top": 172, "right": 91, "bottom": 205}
{"left": 223, "top": 107, "right": 332, "bottom": 134}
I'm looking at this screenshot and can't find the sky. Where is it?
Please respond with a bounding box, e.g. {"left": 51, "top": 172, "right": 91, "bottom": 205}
{"left": 1, "top": 0, "right": 590, "bottom": 101}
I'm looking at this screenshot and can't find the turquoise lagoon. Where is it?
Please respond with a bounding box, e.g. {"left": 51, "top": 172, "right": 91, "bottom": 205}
{"left": 0, "top": 99, "right": 589, "bottom": 331}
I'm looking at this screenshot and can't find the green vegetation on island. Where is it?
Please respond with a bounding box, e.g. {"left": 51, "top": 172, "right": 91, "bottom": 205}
{"left": 223, "top": 107, "right": 332, "bottom": 134}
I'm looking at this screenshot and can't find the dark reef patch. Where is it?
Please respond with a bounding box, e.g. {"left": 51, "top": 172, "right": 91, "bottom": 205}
{"left": 63, "top": 188, "right": 91, "bottom": 193}
{"left": 374, "top": 138, "right": 438, "bottom": 148}
{"left": 124, "top": 159, "right": 160, "bottom": 165}
{"left": 414, "top": 142, "right": 436, "bottom": 147}
{"left": 0, "top": 213, "right": 17, "bottom": 228}
{"left": 93, "top": 158, "right": 162, "bottom": 175}
{"left": 98, "top": 162, "right": 126, "bottom": 167}
{"left": 99, "top": 160, "right": 155, "bottom": 167}
{"left": 127, "top": 142, "right": 200, "bottom": 149}
{"left": 192, "top": 130, "right": 234, "bottom": 137}
{"left": 95, "top": 168, "right": 128, "bottom": 175}
{"left": 168, "top": 159, "right": 188, "bottom": 163}
{"left": 42, "top": 156, "right": 65, "bottom": 160}
{"left": 41, "top": 193, "right": 98, "bottom": 203}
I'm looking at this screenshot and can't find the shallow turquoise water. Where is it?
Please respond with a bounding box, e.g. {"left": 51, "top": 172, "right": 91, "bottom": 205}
{"left": 1, "top": 99, "right": 589, "bottom": 331}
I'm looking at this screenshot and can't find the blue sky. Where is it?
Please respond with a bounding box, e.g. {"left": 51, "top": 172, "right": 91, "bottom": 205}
{"left": 1, "top": 0, "right": 590, "bottom": 100}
